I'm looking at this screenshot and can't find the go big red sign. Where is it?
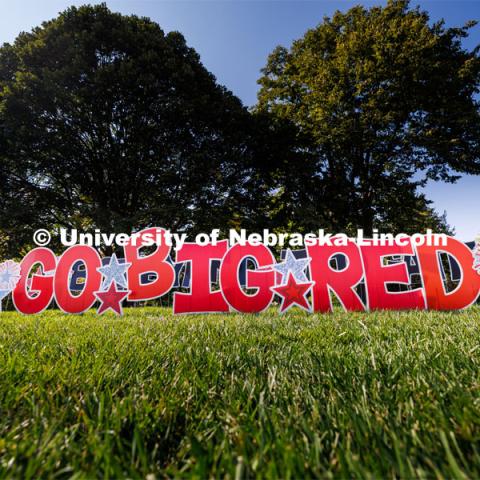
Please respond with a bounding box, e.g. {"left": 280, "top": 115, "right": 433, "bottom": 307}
{"left": 6, "top": 228, "right": 480, "bottom": 315}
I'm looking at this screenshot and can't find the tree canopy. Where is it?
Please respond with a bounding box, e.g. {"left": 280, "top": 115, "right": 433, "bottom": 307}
{"left": 257, "top": 0, "right": 479, "bottom": 234}
{"left": 0, "top": 4, "right": 270, "bottom": 255}
{"left": 1, "top": 1, "right": 479, "bottom": 257}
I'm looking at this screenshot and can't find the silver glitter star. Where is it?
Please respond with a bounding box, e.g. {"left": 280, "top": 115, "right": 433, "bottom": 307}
{"left": 273, "top": 249, "right": 311, "bottom": 284}
{"left": 97, "top": 253, "right": 131, "bottom": 291}
{"left": 0, "top": 270, "right": 13, "bottom": 285}
{"left": 0, "top": 260, "right": 21, "bottom": 291}
{"left": 474, "top": 234, "right": 480, "bottom": 274}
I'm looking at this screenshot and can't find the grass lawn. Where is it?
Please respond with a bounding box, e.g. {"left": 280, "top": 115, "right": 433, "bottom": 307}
{"left": 0, "top": 307, "right": 480, "bottom": 478}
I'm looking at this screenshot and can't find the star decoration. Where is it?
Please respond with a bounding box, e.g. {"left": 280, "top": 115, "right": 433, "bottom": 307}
{"left": 271, "top": 272, "right": 313, "bottom": 313}
{"left": 0, "top": 270, "right": 13, "bottom": 285}
{"left": 94, "top": 283, "right": 130, "bottom": 315}
{"left": 97, "top": 253, "right": 131, "bottom": 291}
{"left": 0, "top": 260, "right": 21, "bottom": 291}
{"left": 474, "top": 236, "right": 480, "bottom": 275}
{"left": 273, "top": 249, "right": 311, "bottom": 283}
{"left": 0, "top": 260, "right": 21, "bottom": 310}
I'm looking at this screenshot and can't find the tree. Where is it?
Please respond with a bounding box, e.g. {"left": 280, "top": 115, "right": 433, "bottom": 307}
{"left": 256, "top": 0, "right": 479, "bottom": 235}
{"left": 0, "top": 4, "right": 269, "bottom": 256}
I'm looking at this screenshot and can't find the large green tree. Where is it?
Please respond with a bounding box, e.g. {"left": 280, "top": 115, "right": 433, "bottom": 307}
{"left": 257, "top": 0, "right": 479, "bottom": 234}
{"left": 0, "top": 4, "right": 270, "bottom": 255}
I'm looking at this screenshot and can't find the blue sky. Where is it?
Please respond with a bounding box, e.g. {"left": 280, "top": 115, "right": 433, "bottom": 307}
{"left": 1, "top": 1, "right": 479, "bottom": 239}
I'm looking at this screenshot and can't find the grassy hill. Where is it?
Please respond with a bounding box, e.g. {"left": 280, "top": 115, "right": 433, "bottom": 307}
{"left": 0, "top": 307, "right": 479, "bottom": 478}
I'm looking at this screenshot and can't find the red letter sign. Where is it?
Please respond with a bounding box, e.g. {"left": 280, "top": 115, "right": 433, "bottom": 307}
{"left": 417, "top": 236, "right": 480, "bottom": 310}
{"left": 55, "top": 245, "right": 102, "bottom": 313}
{"left": 124, "top": 227, "right": 175, "bottom": 301}
{"left": 173, "top": 241, "right": 229, "bottom": 314}
{"left": 220, "top": 243, "right": 275, "bottom": 313}
{"left": 361, "top": 241, "right": 425, "bottom": 310}
{"left": 13, "top": 247, "right": 56, "bottom": 315}
{"left": 307, "top": 239, "right": 365, "bottom": 312}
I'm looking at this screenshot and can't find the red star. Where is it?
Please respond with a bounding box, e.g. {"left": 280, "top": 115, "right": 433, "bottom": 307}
{"left": 271, "top": 272, "right": 313, "bottom": 313}
{"left": 94, "top": 283, "right": 130, "bottom": 315}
